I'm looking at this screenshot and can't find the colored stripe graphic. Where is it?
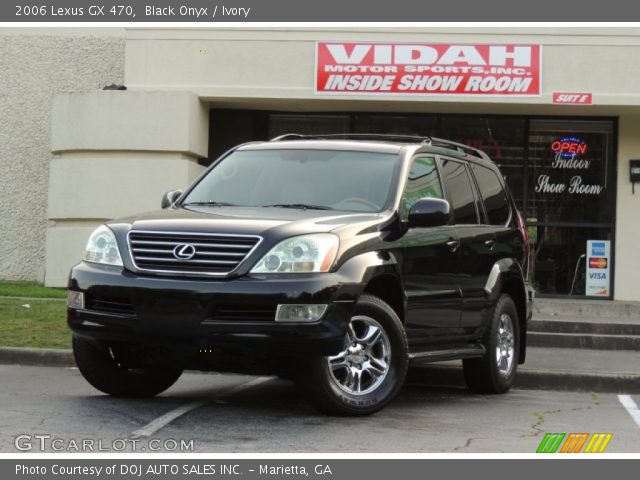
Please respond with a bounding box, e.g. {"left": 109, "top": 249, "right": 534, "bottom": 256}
{"left": 536, "top": 433, "right": 566, "bottom": 453}
{"left": 536, "top": 433, "right": 613, "bottom": 453}
{"left": 584, "top": 433, "right": 613, "bottom": 453}
{"left": 560, "top": 433, "right": 589, "bottom": 453}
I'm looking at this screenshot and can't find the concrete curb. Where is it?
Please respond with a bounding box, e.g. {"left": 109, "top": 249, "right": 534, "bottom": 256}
{"left": 528, "top": 331, "right": 640, "bottom": 351}
{"left": 3, "top": 347, "right": 639, "bottom": 394}
{"left": 406, "top": 365, "right": 640, "bottom": 394}
{"left": 0, "top": 347, "right": 74, "bottom": 367}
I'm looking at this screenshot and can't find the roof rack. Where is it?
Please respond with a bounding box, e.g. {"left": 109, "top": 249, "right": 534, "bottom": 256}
{"left": 269, "top": 133, "right": 491, "bottom": 161}
{"left": 423, "top": 137, "right": 491, "bottom": 161}
{"left": 270, "top": 133, "right": 430, "bottom": 143}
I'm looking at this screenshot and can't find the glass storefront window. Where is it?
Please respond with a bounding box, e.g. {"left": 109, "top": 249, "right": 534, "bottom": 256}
{"left": 526, "top": 120, "right": 615, "bottom": 298}
{"left": 527, "top": 120, "right": 615, "bottom": 224}
{"left": 440, "top": 116, "right": 526, "bottom": 209}
{"left": 530, "top": 226, "right": 612, "bottom": 295}
{"left": 353, "top": 115, "right": 438, "bottom": 137}
{"left": 269, "top": 114, "right": 350, "bottom": 138}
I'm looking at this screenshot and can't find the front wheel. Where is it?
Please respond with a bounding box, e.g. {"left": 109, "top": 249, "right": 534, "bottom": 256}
{"left": 73, "top": 336, "right": 183, "bottom": 398}
{"left": 463, "top": 294, "right": 520, "bottom": 394}
{"left": 299, "top": 294, "right": 408, "bottom": 416}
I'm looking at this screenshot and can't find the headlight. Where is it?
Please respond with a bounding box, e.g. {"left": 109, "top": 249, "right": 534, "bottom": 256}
{"left": 251, "top": 234, "right": 339, "bottom": 273}
{"left": 83, "top": 225, "right": 123, "bottom": 267}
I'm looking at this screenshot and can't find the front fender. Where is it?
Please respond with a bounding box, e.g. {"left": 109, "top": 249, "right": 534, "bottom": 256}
{"left": 334, "top": 250, "right": 403, "bottom": 289}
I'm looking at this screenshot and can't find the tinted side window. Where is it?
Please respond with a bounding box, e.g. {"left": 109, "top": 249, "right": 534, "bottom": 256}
{"left": 441, "top": 159, "right": 479, "bottom": 225}
{"left": 403, "top": 156, "right": 443, "bottom": 217}
{"left": 471, "top": 164, "right": 511, "bottom": 225}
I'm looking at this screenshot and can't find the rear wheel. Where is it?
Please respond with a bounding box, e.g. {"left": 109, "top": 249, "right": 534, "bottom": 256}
{"left": 72, "top": 336, "right": 183, "bottom": 398}
{"left": 299, "top": 294, "right": 408, "bottom": 416}
{"left": 463, "top": 294, "right": 519, "bottom": 394}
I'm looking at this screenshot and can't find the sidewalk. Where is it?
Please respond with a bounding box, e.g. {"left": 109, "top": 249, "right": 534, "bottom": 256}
{"left": 516, "top": 347, "right": 640, "bottom": 392}
{"left": 534, "top": 297, "right": 640, "bottom": 318}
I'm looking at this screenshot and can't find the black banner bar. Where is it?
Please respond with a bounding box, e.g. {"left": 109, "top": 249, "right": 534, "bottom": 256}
{"left": 3, "top": 459, "right": 640, "bottom": 480}
{"left": 3, "top": 0, "right": 640, "bottom": 22}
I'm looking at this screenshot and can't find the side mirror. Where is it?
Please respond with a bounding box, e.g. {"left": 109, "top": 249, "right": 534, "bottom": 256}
{"left": 408, "top": 197, "right": 450, "bottom": 228}
{"left": 161, "top": 190, "right": 183, "bottom": 209}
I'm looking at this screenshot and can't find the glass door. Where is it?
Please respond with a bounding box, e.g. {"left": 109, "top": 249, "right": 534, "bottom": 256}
{"left": 526, "top": 120, "right": 616, "bottom": 297}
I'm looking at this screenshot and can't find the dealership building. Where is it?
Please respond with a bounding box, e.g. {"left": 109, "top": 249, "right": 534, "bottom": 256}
{"left": 1, "top": 27, "right": 640, "bottom": 301}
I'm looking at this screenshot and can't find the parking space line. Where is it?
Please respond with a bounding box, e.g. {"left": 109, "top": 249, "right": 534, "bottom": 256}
{"left": 130, "top": 376, "right": 271, "bottom": 438}
{"left": 618, "top": 394, "right": 640, "bottom": 428}
{"left": 130, "top": 399, "right": 209, "bottom": 439}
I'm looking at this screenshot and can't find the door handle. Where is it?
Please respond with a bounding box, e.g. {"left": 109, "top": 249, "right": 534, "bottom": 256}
{"left": 484, "top": 239, "right": 496, "bottom": 250}
{"left": 446, "top": 239, "right": 459, "bottom": 252}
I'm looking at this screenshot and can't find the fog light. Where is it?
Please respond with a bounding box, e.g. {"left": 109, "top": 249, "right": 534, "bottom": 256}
{"left": 67, "top": 291, "right": 84, "bottom": 309}
{"left": 275, "top": 304, "right": 328, "bottom": 322}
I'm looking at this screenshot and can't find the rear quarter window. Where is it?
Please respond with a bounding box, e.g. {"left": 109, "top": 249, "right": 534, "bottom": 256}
{"left": 471, "top": 164, "right": 511, "bottom": 225}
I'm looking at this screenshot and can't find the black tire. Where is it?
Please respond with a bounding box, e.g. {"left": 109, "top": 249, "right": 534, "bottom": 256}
{"left": 72, "top": 336, "right": 183, "bottom": 398}
{"left": 300, "top": 294, "right": 408, "bottom": 416}
{"left": 463, "top": 294, "right": 520, "bottom": 394}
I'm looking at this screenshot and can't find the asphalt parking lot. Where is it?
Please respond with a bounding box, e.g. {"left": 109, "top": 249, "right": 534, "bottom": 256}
{"left": 1, "top": 364, "right": 639, "bottom": 453}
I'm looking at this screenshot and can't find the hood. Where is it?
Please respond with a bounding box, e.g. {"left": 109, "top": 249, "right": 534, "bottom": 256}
{"left": 107, "top": 206, "right": 384, "bottom": 238}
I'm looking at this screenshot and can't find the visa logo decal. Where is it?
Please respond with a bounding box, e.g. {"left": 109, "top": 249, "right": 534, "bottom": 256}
{"left": 589, "top": 273, "right": 607, "bottom": 280}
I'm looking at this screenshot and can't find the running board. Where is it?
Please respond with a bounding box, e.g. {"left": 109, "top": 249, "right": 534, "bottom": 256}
{"left": 409, "top": 345, "right": 486, "bottom": 363}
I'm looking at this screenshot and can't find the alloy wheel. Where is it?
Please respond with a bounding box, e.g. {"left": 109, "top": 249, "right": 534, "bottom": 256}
{"left": 496, "top": 313, "right": 515, "bottom": 376}
{"left": 327, "top": 315, "right": 391, "bottom": 395}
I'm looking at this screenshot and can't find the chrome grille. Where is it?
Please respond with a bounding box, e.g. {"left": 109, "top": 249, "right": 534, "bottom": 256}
{"left": 127, "top": 231, "right": 261, "bottom": 276}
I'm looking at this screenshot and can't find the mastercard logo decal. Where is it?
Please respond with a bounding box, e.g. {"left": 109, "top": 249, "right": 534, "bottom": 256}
{"left": 589, "top": 257, "right": 608, "bottom": 269}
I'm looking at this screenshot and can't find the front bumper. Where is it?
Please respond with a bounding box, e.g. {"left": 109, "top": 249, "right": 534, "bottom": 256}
{"left": 67, "top": 262, "right": 362, "bottom": 356}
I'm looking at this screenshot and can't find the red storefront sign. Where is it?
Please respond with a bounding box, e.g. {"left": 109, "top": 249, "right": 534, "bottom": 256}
{"left": 315, "top": 42, "right": 541, "bottom": 96}
{"left": 552, "top": 92, "right": 593, "bottom": 105}
{"left": 551, "top": 137, "right": 588, "bottom": 156}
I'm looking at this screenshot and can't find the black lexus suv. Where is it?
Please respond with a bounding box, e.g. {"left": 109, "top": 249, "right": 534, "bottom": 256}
{"left": 67, "top": 134, "right": 533, "bottom": 415}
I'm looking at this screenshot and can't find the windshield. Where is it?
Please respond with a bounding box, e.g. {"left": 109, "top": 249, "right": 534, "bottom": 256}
{"left": 182, "top": 149, "right": 399, "bottom": 213}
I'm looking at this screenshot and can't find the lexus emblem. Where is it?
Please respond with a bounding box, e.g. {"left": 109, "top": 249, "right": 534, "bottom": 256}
{"left": 173, "top": 243, "right": 197, "bottom": 260}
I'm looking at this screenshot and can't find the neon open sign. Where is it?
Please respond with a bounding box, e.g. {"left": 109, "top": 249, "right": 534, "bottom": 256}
{"left": 551, "top": 136, "right": 588, "bottom": 159}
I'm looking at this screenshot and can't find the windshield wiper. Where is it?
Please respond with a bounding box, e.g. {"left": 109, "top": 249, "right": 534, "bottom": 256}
{"left": 262, "top": 203, "right": 334, "bottom": 211}
{"left": 182, "top": 201, "right": 239, "bottom": 207}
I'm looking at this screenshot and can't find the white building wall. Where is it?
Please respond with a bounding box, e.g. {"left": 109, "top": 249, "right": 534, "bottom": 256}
{"left": 124, "top": 27, "right": 640, "bottom": 109}
{"left": 0, "top": 29, "right": 125, "bottom": 283}
{"left": 45, "top": 90, "right": 208, "bottom": 286}
{"left": 615, "top": 116, "right": 640, "bottom": 301}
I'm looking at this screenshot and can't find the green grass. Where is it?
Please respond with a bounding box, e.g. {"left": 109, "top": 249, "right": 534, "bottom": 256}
{"left": 0, "top": 297, "right": 70, "bottom": 349}
{"left": 0, "top": 281, "right": 66, "bottom": 299}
